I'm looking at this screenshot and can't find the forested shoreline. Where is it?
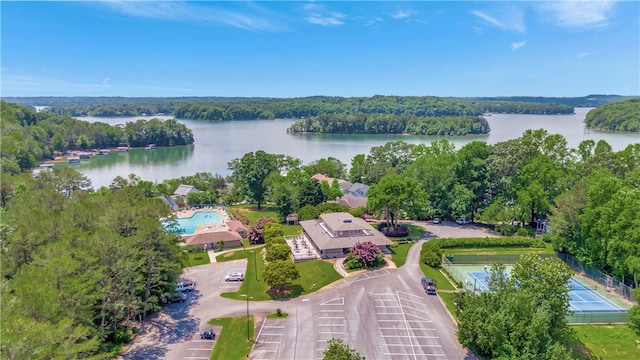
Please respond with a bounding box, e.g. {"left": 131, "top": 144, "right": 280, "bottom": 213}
{"left": 584, "top": 98, "right": 640, "bottom": 132}
{"left": 33, "top": 95, "right": 574, "bottom": 120}
{"left": 0, "top": 101, "right": 194, "bottom": 174}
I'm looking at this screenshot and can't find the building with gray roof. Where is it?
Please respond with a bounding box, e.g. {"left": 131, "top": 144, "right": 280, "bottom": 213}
{"left": 299, "top": 212, "right": 392, "bottom": 258}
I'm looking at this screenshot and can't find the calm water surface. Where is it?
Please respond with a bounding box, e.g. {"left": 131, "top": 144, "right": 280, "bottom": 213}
{"left": 63, "top": 107, "right": 638, "bottom": 189}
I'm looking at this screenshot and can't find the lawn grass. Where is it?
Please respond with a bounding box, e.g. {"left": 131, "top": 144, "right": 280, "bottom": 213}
{"left": 569, "top": 324, "right": 640, "bottom": 360}
{"left": 419, "top": 261, "right": 456, "bottom": 291}
{"left": 208, "top": 316, "right": 254, "bottom": 360}
{"left": 438, "top": 292, "right": 460, "bottom": 322}
{"left": 389, "top": 242, "right": 413, "bottom": 268}
{"left": 266, "top": 310, "right": 289, "bottom": 319}
{"left": 289, "top": 260, "right": 342, "bottom": 297}
{"left": 228, "top": 205, "right": 279, "bottom": 223}
{"left": 184, "top": 251, "right": 210, "bottom": 267}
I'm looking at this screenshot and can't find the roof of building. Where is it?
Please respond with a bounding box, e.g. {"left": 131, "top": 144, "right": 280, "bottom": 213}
{"left": 185, "top": 230, "right": 242, "bottom": 246}
{"left": 337, "top": 179, "right": 352, "bottom": 192}
{"left": 173, "top": 184, "right": 199, "bottom": 197}
{"left": 336, "top": 194, "right": 367, "bottom": 209}
{"left": 225, "top": 220, "right": 246, "bottom": 233}
{"left": 159, "top": 195, "right": 179, "bottom": 210}
{"left": 347, "top": 183, "right": 369, "bottom": 196}
{"left": 299, "top": 212, "right": 392, "bottom": 251}
{"left": 311, "top": 173, "right": 334, "bottom": 183}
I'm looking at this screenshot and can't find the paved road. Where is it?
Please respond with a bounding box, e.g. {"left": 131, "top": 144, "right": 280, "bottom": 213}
{"left": 119, "top": 221, "right": 491, "bottom": 360}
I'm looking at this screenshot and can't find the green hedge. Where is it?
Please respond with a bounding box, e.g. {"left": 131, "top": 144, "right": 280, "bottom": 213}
{"left": 430, "top": 237, "right": 545, "bottom": 249}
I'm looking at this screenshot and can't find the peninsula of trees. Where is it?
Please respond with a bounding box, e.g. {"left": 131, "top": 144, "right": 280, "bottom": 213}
{"left": 584, "top": 98, "right": 640, "bottom": 132}
{"left": 0, "top": 101, "right": 194, "bottom": 174}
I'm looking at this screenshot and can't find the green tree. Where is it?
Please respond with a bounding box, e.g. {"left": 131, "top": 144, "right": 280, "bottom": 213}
{"left": 265, "top": 243, "right": 291, "bottom": 262}
{"left": 366, "top": 173, "right": 429, "bottom": 228}
{"left": 349, "top": 153, "right": 366, "bottom": 183}
{"left": 298, "top": 179, "right": 327, "bottom": 208}
{"left": 322, "top": 338, "right": 365, "bottom": 360}
{"left": 228, "top": 151, "right": 280, "bottom": 209}
{"left": 456, "top": 255, "right": 573, "bottom": 359}
{"left": 263, "top": 259, "right": 300, "bottom": 293}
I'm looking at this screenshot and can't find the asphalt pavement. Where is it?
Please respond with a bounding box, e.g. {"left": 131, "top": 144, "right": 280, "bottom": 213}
{"left": 119, "top": 220, "right": 492, "bottom": 360}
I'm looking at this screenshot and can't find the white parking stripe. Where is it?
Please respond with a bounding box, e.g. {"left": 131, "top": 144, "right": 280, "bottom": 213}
{"left": 319, "top": 309, "right": 344, "bottom": 312}
{"left": 318, "top": 331, "right": 346, "bottom": 334}
{"left": 317, "top": 316, "right": 344, "bottom": 319}
{"left": 381, "top": 335, "right": 439, "bottom": 338}
{"left": 318, "top": 323, "right": 346, "bottom": 326}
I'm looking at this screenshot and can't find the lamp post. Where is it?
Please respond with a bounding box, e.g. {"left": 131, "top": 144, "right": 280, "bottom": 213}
{"left": 241, "top": 294, "right": 253, "bottom": 340}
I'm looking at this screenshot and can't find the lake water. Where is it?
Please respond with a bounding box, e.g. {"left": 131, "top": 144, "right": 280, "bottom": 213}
{"left": 61, "top": 107, "right": 639, "bottom": 189}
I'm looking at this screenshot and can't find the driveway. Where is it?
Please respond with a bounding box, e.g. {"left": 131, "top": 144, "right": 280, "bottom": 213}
{"left": 120, "top": 226, "right": 479, "bottom": 360}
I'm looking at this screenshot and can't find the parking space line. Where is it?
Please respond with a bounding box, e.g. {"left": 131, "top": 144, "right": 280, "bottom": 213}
{"left": 260, "top": 341, "right": 281, "bottom": 344}
{"left": 318, "top": 331, "right": 346, "bottom": 334}
{"left": 401, "top": 305, "right": 430, "bottom": 315}
{"left": 263, "top": 325, "right": 285, "bottom": 328}
{"left": 318, "top": 323, "right": 346, "bottom": 326}
{"left": 318, "top": 316, "right": 344, "bottom": 319}
{"left": 319, "top": 309, "right": 344, "bottom": 312}
{"left": 375, "top": 305, "right": 401, "bottom": 308}
{"left": 371, "top": 292, "right": 395, "bottom": 296}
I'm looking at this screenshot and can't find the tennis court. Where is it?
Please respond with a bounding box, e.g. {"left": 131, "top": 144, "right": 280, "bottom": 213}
{"left": 466, "top": 271, "right": 626, "bottom": 313}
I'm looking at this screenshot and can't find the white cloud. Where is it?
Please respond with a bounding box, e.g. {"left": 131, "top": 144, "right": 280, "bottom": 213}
{"left": 303, "top": 3, "right": 345, "bottom": 26}
{"left": 472, "top": 7, "right": 525, "bottom": 33}
{"left": 392, "top": 10, "right": 412, "bottom": 19}
{"left": 511, "top": 41, "right": 527, "bottom": 50}
{"left": 95, "top": 0, "right": 282, "bottom": 31}
{"left": 539, "top": 1, "right": 616, "bottom": 29}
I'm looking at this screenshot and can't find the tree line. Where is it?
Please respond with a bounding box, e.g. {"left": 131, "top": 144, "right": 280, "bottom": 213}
{"left": 584, "top": 98, "right": 640, "bottom": 132}
{"left": 1, "top": 169, "right": 184, "bottom": 358}
{"left": 225, "top": 133, "right": 639, "bottom": 288}
{"left": 0, "top": 101, "right": 195, "bottom": 174}
{"left": 38, "top": 95, "right": 574, "bottom": 120}
{"left": 287, "top": 113, "right": 490, "bottom": 135}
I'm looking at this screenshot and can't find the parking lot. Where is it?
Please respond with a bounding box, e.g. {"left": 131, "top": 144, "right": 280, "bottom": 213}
{"left": 121, "top": 228, "right": 481, "bottom": 360}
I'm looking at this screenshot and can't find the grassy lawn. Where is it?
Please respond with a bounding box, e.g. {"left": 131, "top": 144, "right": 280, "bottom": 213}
{"left": 228, "top": 205, "right": 279, "bottom": 223}
{"left": 289, "top": 260, "right": 342, "bottom": 297}
{"left": 438, "top": 292, "right": 460, "bottom": 322}
{"left": 419, "top": 261, "right": 457, "bottom": 291}
{"left": 184, "top": 251, "right": 210, "bottom": 267}
{"left": 208, "top": 316, "right": 254, "bottom": 360}
{"left": 220, "top": 247, "right": 341, "bottom": 300}
{"left": 389, "top": 242, "right": 413, "bottom": 267}
{"left": 569, "top": 325, "right": 640, "bottom": 360}
{"left": 266, "top": 310, "right": 289, "bottom": 319}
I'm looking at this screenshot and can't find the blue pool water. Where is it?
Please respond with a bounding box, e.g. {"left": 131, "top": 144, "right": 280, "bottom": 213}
{"left": 165, "top": 211, "right": 223, "bottom": 236}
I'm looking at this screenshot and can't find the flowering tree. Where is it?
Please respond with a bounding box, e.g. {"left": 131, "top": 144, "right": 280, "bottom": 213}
{"left": 350, "top": 241, "right": 382, "bottom": 267}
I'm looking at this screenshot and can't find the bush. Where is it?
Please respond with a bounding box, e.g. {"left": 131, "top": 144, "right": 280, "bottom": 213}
{"left": 276, "top": 308, "right": 282, "bottom": 317}
{"left": 516, "top": 227, "right": 529, "bottom": 237}
{"left": 629, "top": 306, "right": 640, "bottom": 336}
{"left": 232, "top": 209, "right": 251, "bottom": 225}
{"left": 429, "top": 237, "right": 546, "bottom": 249}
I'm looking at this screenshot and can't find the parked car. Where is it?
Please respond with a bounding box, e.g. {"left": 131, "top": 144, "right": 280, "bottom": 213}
{"left": 432, "top": 218, "right": 441, "bottom": 224}
{"left": 176, "top": 281, "right": 195, "bottom": 292}
{"left": 167, "top": 292, "right": 187, "bottom": 303}
{"left": 200, "top": 327, "right": 215, "bottom": 340}
{"left": 225, "top": 272, "right": 244, "bottom": 282}
{"left": 421, "top": 277, "right": 437, "bottom": 295}
{"left": 456, "top": 218, "right": 472, "bottom": 225}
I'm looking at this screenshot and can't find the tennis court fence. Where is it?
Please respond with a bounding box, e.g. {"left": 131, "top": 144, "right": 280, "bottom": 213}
{"left": 442, "top": 253, "right": 636, "bottom": 303}
{"left": 558, "top": 253, "right": 636, "bottom": 303}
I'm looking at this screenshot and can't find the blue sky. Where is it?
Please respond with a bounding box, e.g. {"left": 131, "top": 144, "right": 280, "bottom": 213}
{"left": 2, "top": 1, "right": 639, "bottom": 97}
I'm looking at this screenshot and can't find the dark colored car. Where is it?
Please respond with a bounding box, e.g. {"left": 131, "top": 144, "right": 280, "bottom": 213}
{"left": 421, "top": 277, "right": 437, "bottom": 295}
{"left": 201, "top": 327, "right": 215, "bottom": 340}
{"left": 167, "top": 292, "right": 187, "bottom": 303}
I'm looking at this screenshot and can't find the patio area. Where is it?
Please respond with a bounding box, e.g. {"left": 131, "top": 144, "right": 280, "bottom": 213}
{"left": 285, "top": 235, "right": 320, "bottom": 262}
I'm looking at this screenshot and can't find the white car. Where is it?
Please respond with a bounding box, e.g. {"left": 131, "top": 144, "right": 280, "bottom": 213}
{"left": 456, "top": 218, "right": 472, "bottom": 225}
{"left": 432, "top": 218, "right": 441, "bottom": 224}
{"left": 176, "top": 281, "right": 195, "bottom": 292}
{"left": 225, "top": 272, "right": 244, "bottom": 282}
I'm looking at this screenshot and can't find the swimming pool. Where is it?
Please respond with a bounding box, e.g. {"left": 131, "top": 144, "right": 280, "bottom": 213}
{"left": 165, "top": 211, "right": 224, "bottom": 236}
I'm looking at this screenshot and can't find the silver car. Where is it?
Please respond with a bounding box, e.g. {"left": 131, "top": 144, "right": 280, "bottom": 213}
{"left": 225, "top": 272, "right": 244, "bottom": 282}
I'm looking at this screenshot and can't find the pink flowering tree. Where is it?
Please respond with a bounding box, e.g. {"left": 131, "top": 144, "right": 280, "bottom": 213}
{"left": 350, "top": 241, "right": 382, "bottom": 267}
